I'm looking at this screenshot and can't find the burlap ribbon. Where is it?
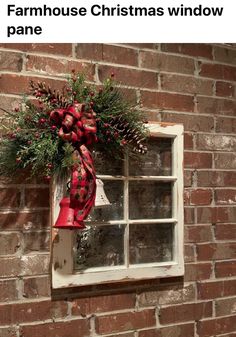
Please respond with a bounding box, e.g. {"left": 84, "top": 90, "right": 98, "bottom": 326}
{"left": 50, "top": 103, "right": 97, "bottom": 228}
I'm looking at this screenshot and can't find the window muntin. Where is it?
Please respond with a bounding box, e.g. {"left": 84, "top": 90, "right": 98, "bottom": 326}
{"left": 52, "top": 123, "right": 184, "bottom": 288}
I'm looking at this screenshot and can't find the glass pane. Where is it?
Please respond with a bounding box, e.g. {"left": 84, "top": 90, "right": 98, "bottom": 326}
{"left": 129, "top": 138, "right": 172, "bottom": 176}
{"left": 92, "top": 150, "right": 124, "bottom": 175}
{"left": 87, "top": 180, "right": 124, "bottom": 222}
{"left": 129, "top": 181, "right": 172, "bottom": 219}
{"left": 129, "top": 223, "right": 173, "bottom": 264}
{"left": 74, "top": 225, "right": 125, "bottom": 270}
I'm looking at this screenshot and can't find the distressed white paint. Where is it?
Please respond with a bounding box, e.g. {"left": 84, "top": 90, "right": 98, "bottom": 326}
{"left": 52, "top": 123, "right": 184, "bottom": 288}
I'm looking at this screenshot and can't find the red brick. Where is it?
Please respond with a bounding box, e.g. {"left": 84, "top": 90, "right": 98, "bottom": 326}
{"left": 98, "top": 65, "right": 157, "bottom": 89}
{"left": 0, "top": 51, "right": 23, "bottom": 71}
{"left": 184, "top": 152, "right": 212, "bottom": 169}
{"left": 197, "top": 171, "right": 236, "bottom": 187}
{"left": 0, "top": 300, "right": 67, "bottom": 325}
{"left": 26, "top": 55, "right": 95, "bottom": 80}
{"left": 72, "top": 293, "right": 135, "bottom": 316}
{"left": 200, "top": 63, "right": 236, "bottom": 81}
{"left": 216, "top": 81, "right": 235, "bottom": 98}
{"left": 0, "top": 326, "right": 17, "bottom": 337}
{"left": 23, "top": 276, "right": 50, "bottom": 298}
{"left": 197, "top": 96, "right": 236, "bottom": 116}
{"left": 215, "top": 153, "right": 236, "bottom": 169}
{"left": 216, "top": 117, "right": 236, "bottom": 133}
{"left": 184, "top": 207, "right": 195, "bottom": 224}
{"left": 139, "top": 323, "right": 194, "bottom": 337}
{"left": 139, "top": 283, "right": 195, "bottom": 306}
{"left": 159, "top": 302, "right": 212, "bottom": 324}
{"left": 215, "top": 224, "right": 236, "bottom": 240}
{"left": 102, "top": 45, "right": 138, "bottom": 66}
{"left": 0, "top": 232, "right": 20, "bottom": 255}
{"left": 0, "top": 210, "right": 50, "bottom": 230}
{"left": 184, "top": 190, "right": 190, "bottom": 206}
{"left": 0, "top": 279, "right": 18, "bottom": 301}
{"left": 95, "top": 309, "right": 156, "bottom": 334}
{"left": 215, "top": 297, "right": 236, "bottom": 316}
{"left": 23, "top": 231, "right": 50, "bottom": 253}
{"left": 185, "top": 225, "right": 213, "bottom": 243}
{"left": 184, "top": 133, "right": 193, "bottom": 149}
{"left": 0, "top": 188, "right": 21, "bottom": 208}
{"left": 76, "top": 43, "right": 103, "bottom": 60}
{"left": 190, "top": 189, "right": 212, "bottom": 205}
{"left": 184, "top": 170, "right": 193, "bottom": 187}
{"left": 20, "top": 319, "right": 89, "bottom": 337}
{"left": 214, "top": 46, "right": 236, "bottom": 65}
{"left": 142, "top": 91, "right": 194, "bottom": 111}
{"left": 184, "top": 244, "right": 195, "bottom": 262}
{"left": 197, "top": 243, "right": 236, "bottom": 261}
{"left": 197, "top": 316, "right": 236, "bottom": 337}
{"left": 24, "top": 187, "right": 50, "bottom": 208}
{"left": 215, "top": 261, "right": 236, "bottom": 277}
{"left": 184, "top": 263, "right": 212, "bottom": 281}
{"left": 198, "top": 280, "right": 236, "bottom": 299}
{"left": 0, "top": 74, "right": 66, "bottom": 95}
{"left": 0, "top": 256, "right": 21, "bottom": 277}
{"left": 161, "top": 74, "right": 213, "bottom": 95}
{"left": 162, "top": 112, "right": 214, "bottom": 132}
{"left": 140, "top": 51, "right": 195, "bottom": 74}
{"left": 161, "top": 44, "right": 213, "bottom": 59}
{"left": 0, "top": 43, "right": 72, "bottom": 56}
{"left": 215, "top": 189, "right": 236, "bottom": 205}
{"left": 197, "top": 207, "right": 236, "bottom": 223}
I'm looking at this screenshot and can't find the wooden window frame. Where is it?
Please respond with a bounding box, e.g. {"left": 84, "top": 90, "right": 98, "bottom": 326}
{"left": 51, "top": 123, "right": 184, "bottom": 289}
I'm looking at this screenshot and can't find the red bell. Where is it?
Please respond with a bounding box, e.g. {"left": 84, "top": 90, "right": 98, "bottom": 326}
{"left": 54, "top": 197, "right": 85, "bottom": 229}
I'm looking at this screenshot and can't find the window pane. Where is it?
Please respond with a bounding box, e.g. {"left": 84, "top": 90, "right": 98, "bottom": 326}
{"left": 87, "top": 180, "right": 124, "bottom": 222}
{"left": 74, "top": 225, "right": 125, "bottom": 270}
{"left": 129, "top": 138, "right": 172, "bottom": 176}
{"left": 129, "top": 223, "right": 173, "bottom": 264}
{"left": 93, "top": 150, "right": 124, "bottom": 175}
{"left": 129, "top": 181, "right": 172, "bottom": 219}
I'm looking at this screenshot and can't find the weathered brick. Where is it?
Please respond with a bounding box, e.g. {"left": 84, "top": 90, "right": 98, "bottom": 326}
{"left": 161, "top": 44, "right": 213, "bottom": 59}
{"left": 197, "top": 96, "right": 236, "bottom": 116}
{"left": 184, "top": 207, "right": 195, "bottom": 224}
{"left": 140, "top": 51, "right": 195, "bottom": 74}
{"left": 190, "top": 189, "right": 212, "bottom": 205}
{"left": 0, "top": 300, "right": 68, "bottom": 325}
{"left": 0, "top": 51, "right": 23, "bottom": 71}
{"left": 215, "top": 261, "right": 236, "bottom": 278}
{"left": 161, "top": 74, "right": 213, "bottom": 95}
{"left": 95, "top": 309, "right": 156, "bottom": 334}
{"left": 23, "top": 276, "right": 50, "bottom": 298}
{"left": 214, "top": 46, "right": 236, "bottom": 65}
{"left": 184, "top": 152, "right": 212, "bottom": 169}
{"left": 20, "top": 319, "right": 89, "bottom": 337}
{"left": 215, "top": 297, "right": 236, "bottom": 316}
{"left": 215, "top": 189, "right": 236, "bottom": 205}
{"left": 0, "top": 326, "right": 17, "bottom": 337}
{"left": 0, "top": 279, "right": 18, "bottom": 301}
{"left": 197, "top": 171, "right": 236, "bottom": 187}
{"left": 159, "top": 302, "right": 212, "bottom": 324}
{"left": 184, "top": 170, "right": 193, "bottom": 187}
{"left": 0, "top": 188, "right": 21, "bottom": 208}
{"left": 0, "top": 43, "right": 72, "bottom": 56}
{"left": 0, "top": 210, "right": 50, "bottom": 230}
{"left": 162, "top": 112, "right": 214, "bottom": 132}
{"left": 215, "top": 224, "right": 236, "bottom": 240}
{"left": 20, "top": 254, "right": 50, "bottom": 276}
{"left": 102, "top": 45, "right": 138, "bottom": 66}
{"left": 184, "top": 133, "right": 194, "bottom": 149}
{"left": 98, "top": 65, "right": 157, "bottom": 89}
{"left": 0, "top": 232, "right": 20, "bottom": 255}
{"left": 184, "top": 263, "right": 212, "bottom": 281}
{"left": 139, "top": 323, "right": 195, "bottom": 337}
{"left": 216, "top": 81, "right": 235, "bottom": 98}
{"left": 198, "top": 280, "right": 236, "bottom": 299}
{"left": 197, "top": 134, "right": 236, "bottom": 151}
{"left": 23, "top": 231, "right": 50, "bottom": 253}
{"left": 142, "top": 91, "right": 194, "bottom": 111}
{"left": 139, "top": 283, "right": 195, "bottom": 307}
{"left": 197, "top": 243, "right": 236, "bottom": 261}
{"left": 76, "top": 43, "right": 103, "bottom": 60}
{"left": 184, "top": 244, "right": 195, "bottom": 262}
{"left": 24, "top": 187, "right": 50, "bottom": 208}
{"left": 216, "top": 117, "right": 236, "bottom": 133}
{"left": 197, "top": 316, "right": 236, "bottom": 337}
{"left": 185, "top": 225, "right": 213, "bottom": 243}
{"left": 197, "top": 207, "right": 236, "bottom": 223}
{"left": 0, "top": 256, "right": 21, "bottom": 277}
{"left": 72, "top": 293, "right": 135, "bottom": 316}
{"left": 200, "top": 63, "right": 236, "bottom": 81}
{"left": 215, "top": 153, "right": 236, "bottom": 169}
{"left": 26, "top": 55, "right": 95, "bottom": 80}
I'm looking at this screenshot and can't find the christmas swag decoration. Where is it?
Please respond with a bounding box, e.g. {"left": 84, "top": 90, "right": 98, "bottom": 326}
{"left": 0, "top": 71, "right": 148, "bottom": 229}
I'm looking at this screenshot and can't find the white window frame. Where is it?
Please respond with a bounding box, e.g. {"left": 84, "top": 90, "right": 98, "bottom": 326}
{"left": 51, "top": 123, "right": 184, "bottom": 289}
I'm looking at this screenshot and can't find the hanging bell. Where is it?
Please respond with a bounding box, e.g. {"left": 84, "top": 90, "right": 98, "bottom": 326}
{"left": 95, "top": 179, "right": 111, "bottom": 207}
{"left": 54, "top": 197, "right": 85, "bottom": 229}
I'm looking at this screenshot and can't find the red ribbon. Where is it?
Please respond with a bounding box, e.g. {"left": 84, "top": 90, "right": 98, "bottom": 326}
{"left": 50, "top": 103, "right": 97, "bottom": 229}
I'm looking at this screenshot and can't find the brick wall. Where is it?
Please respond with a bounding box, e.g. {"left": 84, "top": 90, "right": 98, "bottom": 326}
{"left": 0, "top": 43, "right": 236, "bottom": 337}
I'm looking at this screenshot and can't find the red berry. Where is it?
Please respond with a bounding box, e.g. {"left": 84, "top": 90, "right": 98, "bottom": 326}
{"left": 121, "top": 139, "right": 127, "bottom": 146}
{"left": 51, "top": 125, "right": 57, "bottom": 131}
{"left": 47, "top": 163, "right": 53, "bottom": 169}
{"left": 35, "top": 132, "right": 40, "bottom": 138}
{"left": 43, "top": 175, "right": 51, "bottom": 182}
{"left": 14, "top": 107, "right": 19, "bottom": 112}
{"left": 27, "top": 140, "right": 32, "bottom": 145}
{"left": 39, "top": 118, "right": 46, "bottom": 124}
{"left": 111, "top": 72, "right": 115, "bottom": 78}
{"left": 104, "top": 123, "right": 110, "bottom": 128}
